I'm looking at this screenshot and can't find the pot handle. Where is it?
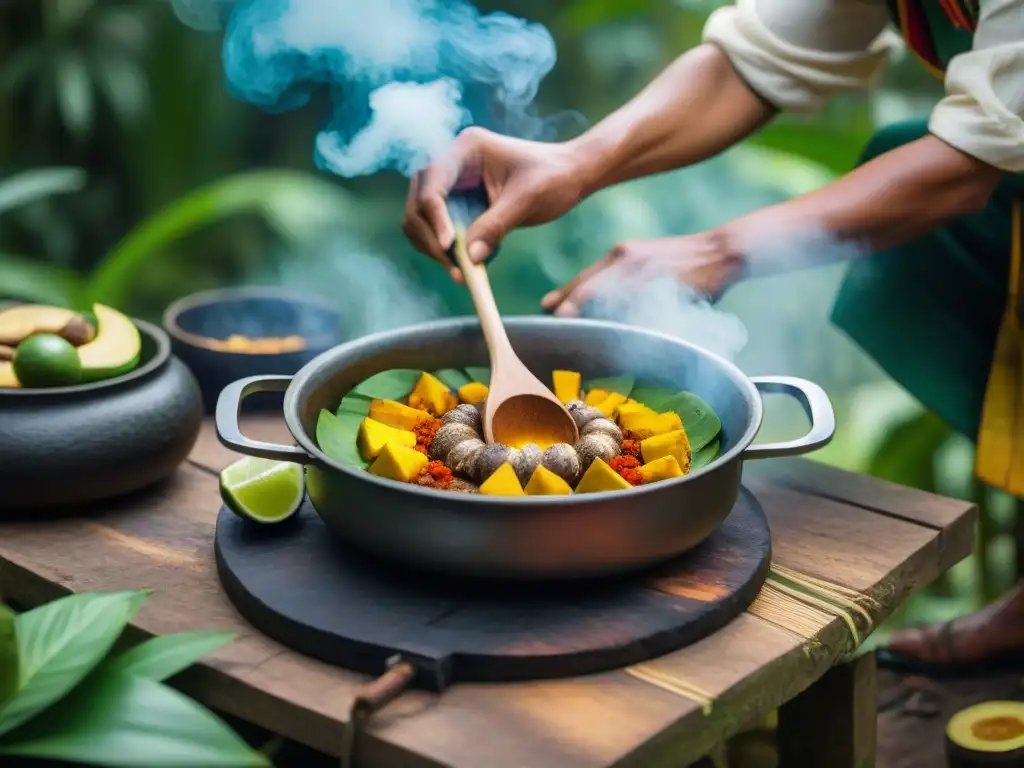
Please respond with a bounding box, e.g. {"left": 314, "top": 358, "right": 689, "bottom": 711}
{"left": 742, "top": 376, "right": 836, "bottom": 460}
{"left": 215, "top": 375, "right": 313, "bottom": 464}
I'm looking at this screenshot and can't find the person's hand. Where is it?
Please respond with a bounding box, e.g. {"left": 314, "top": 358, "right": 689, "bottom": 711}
{"left": 403, "top": 127, "right": 588, "bottom": 279}
{"left": 540, "top": 232, "right": 745, "bottom": 317}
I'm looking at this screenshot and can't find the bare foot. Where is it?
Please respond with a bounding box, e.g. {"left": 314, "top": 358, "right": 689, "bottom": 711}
{"left": 888, "top": 580, "right": 1024, "bottom": 665}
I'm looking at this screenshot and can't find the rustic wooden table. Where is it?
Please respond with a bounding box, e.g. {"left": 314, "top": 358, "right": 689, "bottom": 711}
{"left": 0, "top": 416, "right": 976, "bottom": 768}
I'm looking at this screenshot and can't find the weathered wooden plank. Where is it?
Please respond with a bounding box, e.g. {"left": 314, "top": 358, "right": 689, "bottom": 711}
{"left": 0, "top": 451, "right": 975, "bottom": 768}
{"left": 747, "top": 457, "right": 975, "bottom": 531}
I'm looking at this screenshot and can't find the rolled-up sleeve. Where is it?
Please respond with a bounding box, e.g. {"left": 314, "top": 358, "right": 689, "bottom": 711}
{"left": 702, "top": 0, "right": 898, "bottom": 112}
{"left": 929, "top": 0, "right": 1024, "bottom": 172}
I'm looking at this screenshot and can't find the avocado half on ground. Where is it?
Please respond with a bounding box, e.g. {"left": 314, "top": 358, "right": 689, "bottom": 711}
{"left": 946, "top": 701, "right": 1024, "bottom": 766}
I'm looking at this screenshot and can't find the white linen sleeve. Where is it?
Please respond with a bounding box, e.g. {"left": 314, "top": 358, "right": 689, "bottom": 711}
{"left": 928, "top": 0, "right": 1024, "bottom": 172}
{"left": 701, "top": 0, "right": 899, "bottom": 112}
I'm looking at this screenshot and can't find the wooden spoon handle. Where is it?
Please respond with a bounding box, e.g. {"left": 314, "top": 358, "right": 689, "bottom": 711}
{"left": 452, "top": 233, "right": 513, "bottom": 365}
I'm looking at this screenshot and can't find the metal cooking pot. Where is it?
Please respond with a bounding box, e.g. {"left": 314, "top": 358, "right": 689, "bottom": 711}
{"left": 216, "top": 317, "right": 835, "bottom": 580}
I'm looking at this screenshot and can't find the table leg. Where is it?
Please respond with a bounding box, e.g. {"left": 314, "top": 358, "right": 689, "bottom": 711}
{"left": 777, "top": 652, "right": 878, "bottom": 768}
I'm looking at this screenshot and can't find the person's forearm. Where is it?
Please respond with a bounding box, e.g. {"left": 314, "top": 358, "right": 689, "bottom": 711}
{"left": 566, "top": 44, "right": 776, "bottom": 197}
{"left": 715, "top": 135, "right": 1004, "bottom": 277}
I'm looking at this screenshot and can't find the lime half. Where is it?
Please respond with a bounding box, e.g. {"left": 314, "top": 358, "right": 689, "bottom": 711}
{"left": 220, "top": 457, "right": 305, "bottom": 524}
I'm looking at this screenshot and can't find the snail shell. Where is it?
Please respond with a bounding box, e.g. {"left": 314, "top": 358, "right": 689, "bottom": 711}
{"left": 581, "top": 417, "right": 623, "bottom": 444}
{"left": 474, "top": 443, "right": 517, "bottom": 483}
{"left": 447, "top": 437, "right": 486, "bottom": 478}
{"left": 542, "top": 443, "right": 582, "bottom": 486}
{"left": 430, "top": 423, "right": 479, "bottom": 463}
{"left": 511, "top": 443, "right": 543, "bottom": 486}
{"left": 575, "top": 433, "right": 620, "bottom": 472}
{"left": 442, "top": 404, "right": 482, "bottom": 432}
{"left": 448, "top": 478, "right": 480, "bottom": 494}
{"left": 567, "top": 401, "right": 604, "bottom": 430}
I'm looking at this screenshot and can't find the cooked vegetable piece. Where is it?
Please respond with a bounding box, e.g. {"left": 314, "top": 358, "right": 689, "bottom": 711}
{"left": 639, "top": 455, "right": 684, "bottom": 483}
{"left": 552, "top": 370, "right": 581, "bottom": 404}
{"left": 369, "top": 399, "right": 432, "bottom": 430}
{"left": 583, "top": 388, "right": 609, "bottom": 407}
{"left": 409, "top": 372, "right": 458, "bottom": 416}
{"left": 369, "top": 443, "right": 429, "bottom": 483}
{"left": 945, "top": 700, "right": 1024, "bottom": 766}
{"left": 458, "top": 381, "right": 489, "bottom": 405}
{"left": 525, "top": 465, "right": 573, "bottom": 496}
{"left": 479, "top": 462, "right": 525, "bottom": 496}
{"left": 595, "top": 392, "right": 628, "bottom": 418}
{"left": 640, "top": 429, "right": 692, "bottom": 474}
{"left": 576, "top": 457, "right": 633, "bottom": 493}
{"left": 357, "top": 417, "right": 417, "bottom": 461}
{"left": 659, "top": 391, "right": 721, "bottom": 452}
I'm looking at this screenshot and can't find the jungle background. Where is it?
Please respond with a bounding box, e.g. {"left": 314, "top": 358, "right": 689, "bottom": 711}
{"left": 0, "top": 0, "right": 1010, "bottom": 642}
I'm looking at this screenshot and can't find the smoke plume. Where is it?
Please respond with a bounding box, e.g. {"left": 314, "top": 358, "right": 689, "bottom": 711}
{"left": 171, "top": 0, "right": 559, "bottom": 177}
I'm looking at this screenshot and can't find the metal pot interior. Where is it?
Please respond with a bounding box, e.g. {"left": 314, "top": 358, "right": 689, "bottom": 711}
{"left": 286, "top": 317, "right": 763, "bottom": 469}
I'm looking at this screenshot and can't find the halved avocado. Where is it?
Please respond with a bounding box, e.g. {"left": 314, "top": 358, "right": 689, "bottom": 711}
{"left": 0, "top": 361, "right": 19, "bottom": 389}
{"left": 76, "top": 304, "right": 141, "bottom": 383}
{"left": 0, "top": 304, "right": 94, "bottom": 348}
{"left": 946, "top": 701, "right": 1024, "bottom": 767}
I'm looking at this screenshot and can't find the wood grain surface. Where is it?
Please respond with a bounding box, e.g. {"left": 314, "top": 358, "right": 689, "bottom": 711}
{"left": 0, "top": 417, "right": 977, "bottom": 768}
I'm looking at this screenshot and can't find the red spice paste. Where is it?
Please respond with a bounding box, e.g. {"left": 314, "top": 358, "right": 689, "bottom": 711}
{"left": 412, "top": 418, "right": 442, "bottom": 455}
{"left": 609, "top": 455, "right": 645, "bottom": 486}
{"left": 416, "top": 460, "right": 455, "bottom": 489}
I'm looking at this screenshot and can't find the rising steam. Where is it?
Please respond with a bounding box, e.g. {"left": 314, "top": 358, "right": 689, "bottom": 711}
{"left": 171, "top": 0, "right": 558, "bottom": 177}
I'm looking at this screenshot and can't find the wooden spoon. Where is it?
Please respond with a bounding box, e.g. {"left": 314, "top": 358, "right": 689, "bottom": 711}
{"left": 447, "top": 206, "right": 578, "bottom": 448}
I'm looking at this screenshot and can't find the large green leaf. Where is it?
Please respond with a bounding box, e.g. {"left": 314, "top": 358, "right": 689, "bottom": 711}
{"left": 85, "top": 171, "right": 354, "bottom": 309}
{"left": 584, "top": 376, "right": 635, "bottom": 397}
{"left": 660, "top": 392, "right": 722, "bottom": 453}
{"left": 0, "top": 167, "right": 86, "bottom": 216}
{"left": 866, "top": 411, "right": 952, "bottom": 491}
{"left": 350, "top": 369, "right": 423, "bottom": 400}
{"left": 336, "top": 394, "right": 372, "bottom": 418}
{"left": 102, "top": 631, "right": 235, "bottom": 683}
{"left": 463, "top": 366, "right": 490, "bottom": 386}
{"left": 691, "top": 440, "right": 721, "bottom": 471}
{"left": 0, "top": 602, "right": 16, "bottom": 706}
{"left": 316, "top": 409, "right": 367, "bottom": 469}
{"left": 433, "top": 368, "right": 472, "bottom": 392}
{"left": 628, "top": 385, "right": 676, "bottom": 412}
{"left": 0, "top": 669, "right": 269, "bottom": 767}
{"left": 0, "top": 590, "right": 149, "bottom": 736}
{"left": 0, "top": 253, "right": 85, "bottom": 308}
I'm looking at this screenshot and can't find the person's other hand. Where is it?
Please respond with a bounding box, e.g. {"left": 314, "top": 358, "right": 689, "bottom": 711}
{"left": 403, "top": 127, "right": 588, "bottom": 279}
{"left": 540, "top": 232, "right": 745, "bottom": 317}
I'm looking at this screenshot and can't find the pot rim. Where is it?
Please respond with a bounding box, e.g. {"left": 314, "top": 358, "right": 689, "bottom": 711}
{"left": 281, "top": 316, "right": 765, "bottom": 507}
{"left": 1, "top": 316, "right": 170, "bottom": 399}
{"left": 163, "top": 286, "right": 341, "bottom": 354}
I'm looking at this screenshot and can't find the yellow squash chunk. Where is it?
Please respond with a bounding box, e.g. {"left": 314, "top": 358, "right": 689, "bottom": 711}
{"left": 621, "top": 409, "right": 683, "bottom": 438}
{"left": 552, "top": 370, "right": 581, "bottom": 404}
{"left": 583, "top": 388, "right": 609, "bottom": 407}
{"left": 408, "top": 372, "right": 458, "bottom": 416}
{"left": 641, "top": 429, "right": 692, "bottom": 474}
{"left": 458, "top": 381, "right": 489, "bottom": 405}
{"left": 617, "top": 402, "right": 656, "bottom": 426}
{"left": 357, "top": 417, "right": 417, "bottom": 461}
{"left": 480, "top": 462, "right": 526, "bottom": 496}
{"left": 525, "top": 465, "right": 573, "bottom": 496}
{"left": 595, "top": 392, "right": 628, "bottom": 418}
{"left": 369, "top": 442, "right": 428, "bottom": 483}
{"left": 575, "top": 457, "right": 633, "bottom": 494}
{"left": 639, "top": 455, "right": 684, "bottom": 483}
{"left": 369, "top": 399, "right": 432, "bottom": 430}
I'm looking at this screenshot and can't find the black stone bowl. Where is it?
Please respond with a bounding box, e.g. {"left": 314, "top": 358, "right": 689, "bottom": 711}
{"left": 163, "top": 287, "right": 344, "bottom": 414}
{"left": 0, "top": 316, "right": 204, "bottom": 512}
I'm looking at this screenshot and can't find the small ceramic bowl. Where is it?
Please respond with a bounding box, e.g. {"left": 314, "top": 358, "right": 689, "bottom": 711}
{"left": 163, "top": 287, "right": 344, "bottom": 413}
{"left": 0, "top": 312, "right": 204, "bottom": 512}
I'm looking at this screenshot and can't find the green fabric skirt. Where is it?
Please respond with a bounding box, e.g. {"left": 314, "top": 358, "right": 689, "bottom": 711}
{"left": 830, "top": 120, "right": 1021, "bottom": 441}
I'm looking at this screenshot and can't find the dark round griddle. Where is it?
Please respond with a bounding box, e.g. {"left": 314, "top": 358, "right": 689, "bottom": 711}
{"left": 215, "top": 486, "right": 771, "bottom": 691}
